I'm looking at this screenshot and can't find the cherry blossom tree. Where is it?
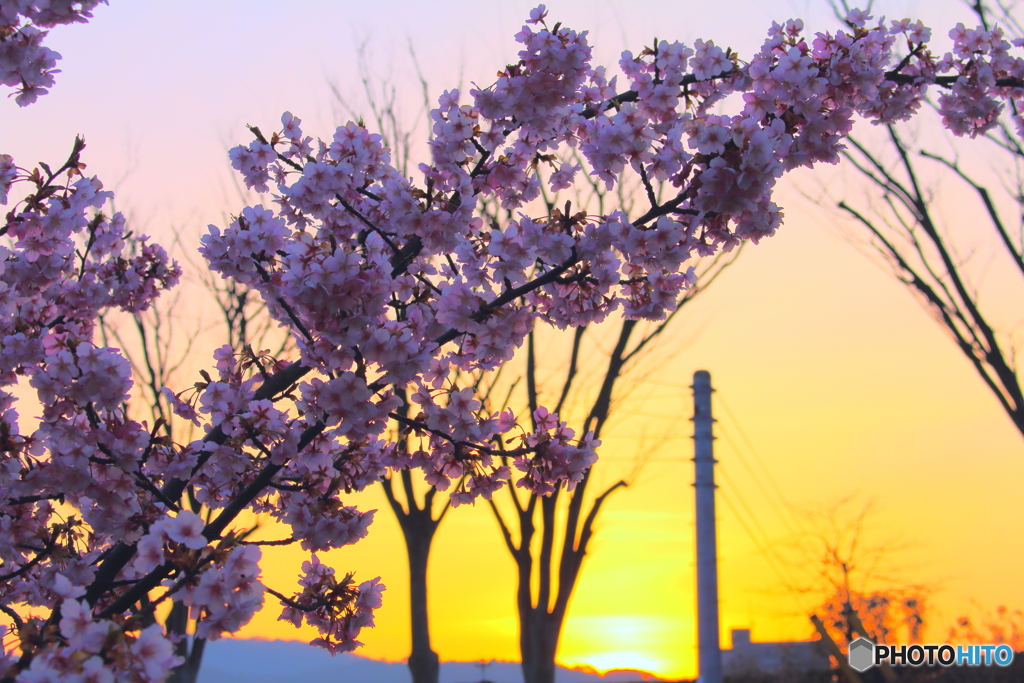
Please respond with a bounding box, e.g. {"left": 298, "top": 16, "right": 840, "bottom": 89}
{"left": 0, "top": 1, "right": 107, "bottom": 106}
{"left": 95, "top": 262, "right": 292, "bottom": 683}
{"left": 2, "top": 3, "right": 1023, "bottom": 683}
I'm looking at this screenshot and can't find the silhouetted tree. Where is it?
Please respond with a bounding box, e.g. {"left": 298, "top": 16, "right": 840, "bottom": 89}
{"left": 486, "top": 250, "right": 736, "bottom": 683}
{"left": 832, "top": 0, "right": 1024, "bottom": 438}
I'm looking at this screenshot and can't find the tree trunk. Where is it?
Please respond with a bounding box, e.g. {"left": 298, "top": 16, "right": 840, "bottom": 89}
{"left": 166, "top": 599, "right": 205, "bottom": 683}
{"left": 520, "top": 608, "right": 561, "bottom": 683}
{"left": 405, "top": 514, "right": 440, "bottom": 683}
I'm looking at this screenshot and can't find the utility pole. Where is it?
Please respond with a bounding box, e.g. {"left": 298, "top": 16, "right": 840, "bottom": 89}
{"left": 692, "top": 370, "right": 723, "bottom": 683}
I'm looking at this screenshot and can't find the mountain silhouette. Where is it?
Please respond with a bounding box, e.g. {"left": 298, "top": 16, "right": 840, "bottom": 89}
{"left": 196, "top": 639, "right": 666, "bottom": 683}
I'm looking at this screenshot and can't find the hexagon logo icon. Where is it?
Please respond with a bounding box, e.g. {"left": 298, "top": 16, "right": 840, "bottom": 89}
{"left": 848, "top": 637, "right": 875, "bottom": 672}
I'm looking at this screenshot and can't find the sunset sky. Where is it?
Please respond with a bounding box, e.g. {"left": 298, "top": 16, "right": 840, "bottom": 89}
{"left": 3, "top": 1, "right": 1023, "bottom": 680}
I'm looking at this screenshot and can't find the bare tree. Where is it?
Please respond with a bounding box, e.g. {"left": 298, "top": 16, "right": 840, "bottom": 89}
{"left": 789, "top": 499, "right": 927, "bottom": 653}
{"left": 830, "top": 0, "right": 1024, "bottom": 438}
{"left": 379, "top": 389, "right": 449, "bottom": 683}
{"left": 481, "top": 246, "right": 736, "bottom": 683}
{"left": 949, "top": 605, "right": 1024, "bottom": 651}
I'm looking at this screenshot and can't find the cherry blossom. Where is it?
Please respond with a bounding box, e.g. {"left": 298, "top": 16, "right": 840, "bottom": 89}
{"left": 0, "top": 2, "right": 107, "bottom": 105}
{"left": 4, "top": 5, "right": 1024, "bottom": 683}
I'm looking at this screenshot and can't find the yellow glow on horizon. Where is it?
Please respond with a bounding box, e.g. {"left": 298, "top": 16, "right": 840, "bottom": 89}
{"left": 557, "top": 616, "right": 676, "bottom": 677}
{"left": 570, "top": 652, "right": 664, "bottom": 677}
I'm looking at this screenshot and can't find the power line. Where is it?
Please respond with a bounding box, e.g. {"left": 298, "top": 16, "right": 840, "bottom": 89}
{"left": 717, "top": 394, "right": 799, "bottom": 512}
{"left": 717, "top": 487, "right": 805, "bottom": 603}
{"left": 716, "top": 422, "right": 802, "bottom": 540}
{"left": 716, "top": 462, "right": 804, "bottom": 597}
{"left": 717, "top": 462, "right": 787, "bottom": 562}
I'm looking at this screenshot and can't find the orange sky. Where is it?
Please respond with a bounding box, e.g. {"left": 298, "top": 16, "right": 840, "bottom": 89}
{"left": 3, "top": 1, "right": 1023, "bottom": 680}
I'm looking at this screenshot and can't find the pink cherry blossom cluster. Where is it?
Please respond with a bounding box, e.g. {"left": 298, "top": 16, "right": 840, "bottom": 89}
{"left": 21, "top": 603, "right": 181, "bottom": 683}
{"left": 277, "top": 554, "right": 383, "bottom": 655}
{"left": 509, "top": 408, "right": 600, "bottom": 497}
{"left": 0, "top": 1, "right": 107, "bottom": 105}
{"left": 132, "top": 510, "right": 208, "bottom": 575}
{"left": 938, "top": 21, "right": 1024, "bottom": 136}
{"left": 0, "top": 136, "right": 183, "bottom": 681}
{"left": 177, "top": 545, "right": 264, "bottom": 641}
{"left": 4, "top": 5, "right": 1024, "bottom": 682}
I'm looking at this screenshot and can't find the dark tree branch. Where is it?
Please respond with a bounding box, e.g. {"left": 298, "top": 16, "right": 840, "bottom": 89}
{"left": 919, "top": 150, "right": 1024, "bottom": 278}
{"left": 553, "top": 326, "right": 586, "bottom": 416}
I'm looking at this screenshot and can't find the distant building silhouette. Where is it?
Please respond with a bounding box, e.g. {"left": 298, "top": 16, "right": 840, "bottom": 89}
{"left": 721, "top": 629, "right": 830, "bottom": 677}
